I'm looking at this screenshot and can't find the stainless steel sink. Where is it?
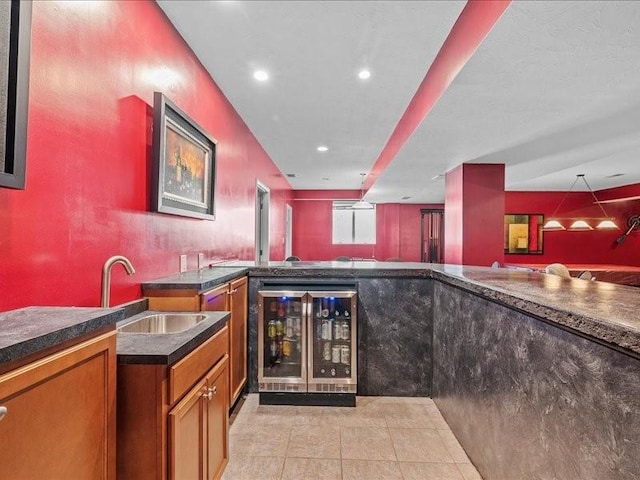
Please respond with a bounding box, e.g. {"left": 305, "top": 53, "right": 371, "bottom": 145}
{"left": 118, "top": 314, "right": 208, "bottom": 334}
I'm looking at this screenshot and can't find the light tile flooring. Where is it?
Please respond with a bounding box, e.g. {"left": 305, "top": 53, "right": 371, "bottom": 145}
{"left": 221, "top": 394, "right": 483, "bottom": 480}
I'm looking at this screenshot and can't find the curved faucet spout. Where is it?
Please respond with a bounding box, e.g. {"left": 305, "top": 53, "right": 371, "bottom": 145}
{"left": 101, "top": 255, "right": 135, "bottom": 307}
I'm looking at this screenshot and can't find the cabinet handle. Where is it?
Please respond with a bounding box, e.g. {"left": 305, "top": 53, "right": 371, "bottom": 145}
{"left": 227, "top": 289, "right": 238, "bottom": 295}
{"left": 203, "top": 390, "right": 213, "bottom": 400}
{"left": 210, "top": 386, "right": 217, "bottom": 396}
{"left": 0, "top": 406, "right": 7, "bottom": 421}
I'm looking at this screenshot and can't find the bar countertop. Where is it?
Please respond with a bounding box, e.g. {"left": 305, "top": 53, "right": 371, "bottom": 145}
{"left": 116, "top": 310, "right": 230, "bottom": 365}
{"left": 0, "top": 307, "right": 124, "bottom": 366}
{"left": 141, "top": 260, "right": 640, "bottom": 356}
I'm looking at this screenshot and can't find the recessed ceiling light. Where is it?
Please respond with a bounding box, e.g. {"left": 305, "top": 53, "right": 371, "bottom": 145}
{"left": 253, "top": 70, "right": 269, "bottom": 82}
{"left": 317, "top": 146, "right": 329, "bottom": 152}
{"left": 358, "top": 69, "right": 371, "bottom": 80}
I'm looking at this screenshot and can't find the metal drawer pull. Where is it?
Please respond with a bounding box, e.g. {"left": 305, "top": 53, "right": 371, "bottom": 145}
{"left": 0, "top": 406, "right": 7, "bottom": 421}
{"left": 227, "top": 288, "right": 238, "bottom": 295}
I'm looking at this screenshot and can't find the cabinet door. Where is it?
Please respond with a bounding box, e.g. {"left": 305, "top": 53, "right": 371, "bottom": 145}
{"left": 0, "top": 331, "right": 116, "bottom": 480}
{"left": 169, "top": 377, "right": 207, "bottom": 480}
{"left": 229, "top": 277, "right": 248, "bottom": 405}
{"left": 200, "top": 284, "right": 229, "bottom": 312}
{"left": 205, "top": 355, "right": 229, "bottom": 480}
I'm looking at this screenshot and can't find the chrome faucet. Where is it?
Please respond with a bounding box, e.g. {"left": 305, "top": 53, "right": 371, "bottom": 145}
{"left": 101, "top": 255, "right": 135, "bottom": 307}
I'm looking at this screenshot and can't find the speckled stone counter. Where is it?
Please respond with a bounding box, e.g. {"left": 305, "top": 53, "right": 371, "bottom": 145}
{"left": 140, "top": 266, "right": 248, "bottom": 292}
{"left": 215, "top": 261, "right": 640, "bottom": 355}
{"left": 116, "top": 310, "right": 229, "bottom": 365}
{"left": 0, "top": 307, "right": 123, "bottom": 366}
{"left": 430, "top": 264, "right": 640, "bottom": 355}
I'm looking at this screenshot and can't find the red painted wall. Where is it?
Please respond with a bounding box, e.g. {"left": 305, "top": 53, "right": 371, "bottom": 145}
{"left": 0, "top": 1, "right": 291, "bottom": 311}
{"left": 291, "top": 190, "right": 442, "bottom": 262}
{"left": 444, "top": 164, "right": 505, "bottom": 266}
{"left": 505, "top": 184, "right": 640, "bottom": 266}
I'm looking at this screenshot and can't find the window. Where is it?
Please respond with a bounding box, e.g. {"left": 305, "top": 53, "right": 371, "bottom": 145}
{"left": 332, "top": 201, "right": 376, "bottom": 244}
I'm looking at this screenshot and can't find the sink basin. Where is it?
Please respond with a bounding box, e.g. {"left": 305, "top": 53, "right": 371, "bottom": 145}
{"left": 118, "top": 313, "right": 208, "bottom": 334}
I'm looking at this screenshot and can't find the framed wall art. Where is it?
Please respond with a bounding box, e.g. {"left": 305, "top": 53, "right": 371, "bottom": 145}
{"left": 1, "top": 0, "right": 31, "bottom": 189}
{"left": 151, "top": 92, "right": 216, "bottom": 220}
{"left": 504, "top": 214, "right": 544, "bottom": 254}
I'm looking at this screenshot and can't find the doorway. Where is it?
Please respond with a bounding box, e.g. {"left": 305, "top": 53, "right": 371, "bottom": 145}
{"left": 255, "top": 181, "right": 270, "bottom": 263}
{"left": 421, "top": 209, "right": 444, "bottom": 263}
{"left": 284, "top": 204, "right": 293, "bottom": 259}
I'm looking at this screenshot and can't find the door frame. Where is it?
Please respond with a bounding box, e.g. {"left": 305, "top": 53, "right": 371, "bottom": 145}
{"left": 284, "top": 203, "right": 293, "bottom": 259}
{"left": 255, "top": 180, "right": 270, "bottom": 263}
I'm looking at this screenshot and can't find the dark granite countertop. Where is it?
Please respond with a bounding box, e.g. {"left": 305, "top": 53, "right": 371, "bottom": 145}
{"left": 116, "top": 310, "right": 230, "bottom": 365}
{"left": 429, "top": 265, "right": 640, "bottom": 356}
{"left": 140, "top": 260, "right": 640, "bottom": 356}
{"left": 220, "top": 260, "right": 432, "bottom": 278}
{"left": 0, "top": 307, "right": 124, "bottom": 366}
{"left": 141, "top": 266, "right": 248, "bottom": 292}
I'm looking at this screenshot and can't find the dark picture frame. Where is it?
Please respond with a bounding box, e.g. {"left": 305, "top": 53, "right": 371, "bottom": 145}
{"left": 151, "top": 92, "right": 216, "bottom": 220}
{"left": 0, "top": 0, "right": 32, "bottom": 189}
{"left": 504, "top": 214, "right": 544, "bottom": 254}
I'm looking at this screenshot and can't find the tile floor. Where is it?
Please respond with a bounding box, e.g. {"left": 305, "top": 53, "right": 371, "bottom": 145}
{"left": 221, "top": 394, "right": 483, "bottom": 480}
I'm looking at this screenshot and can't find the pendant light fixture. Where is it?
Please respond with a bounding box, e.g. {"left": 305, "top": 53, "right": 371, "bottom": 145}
{"left": 542, "top": 174, "right": 619, "bottom": 231}
{"left": 351, "top": 173, "right": 374, "bottom": 210}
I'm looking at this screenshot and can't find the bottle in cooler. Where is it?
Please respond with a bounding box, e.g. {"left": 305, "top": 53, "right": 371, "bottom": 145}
{"left": 331, "top": 345, "right": 341, "bottom": 364}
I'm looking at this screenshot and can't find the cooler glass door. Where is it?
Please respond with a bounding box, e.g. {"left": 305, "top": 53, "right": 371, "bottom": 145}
{"left": 258, "top": 291, "right": 307, "bottom": 392}
{"left": 307, "top": 291, "right": 357, "bottom": 393}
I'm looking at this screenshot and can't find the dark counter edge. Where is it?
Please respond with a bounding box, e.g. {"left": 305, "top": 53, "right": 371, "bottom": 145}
{"left": 141, "top": 267, "right": 249, "bottom": 292}
{"left": 0, "top": 307, "right": 125, "bottom": 365}
{"left": 429, "top": 270, "right": 640, "bottom": 358}
{"left": 139, "top": 264, "right": 640, "bottom": 357}
{"left": 116, "top": 311, "right": 230, "bottom": 365}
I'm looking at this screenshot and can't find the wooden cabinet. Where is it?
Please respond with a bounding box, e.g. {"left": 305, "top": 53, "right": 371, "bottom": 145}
{"left": 228, "top": 277, "right": 247, "bottom": 406}
{"left": 170, "top": 356, "right": 229, "bottom": 480}
{"left": 118, "top": 325, "right": 229, "bottom": 480}
{"left": 201, "top": 277, "right": 247, "bottom": 406}
{"left": 0, "top": 331, "right": 116, "bottom": 480}
{"left": 146, "top": 275, "right": 248, "bottom": 407}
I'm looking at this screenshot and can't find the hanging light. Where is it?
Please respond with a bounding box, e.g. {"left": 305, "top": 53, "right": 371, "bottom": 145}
{"left": 542, "top": 174, "right": 619, "bottom": 231}
{"left": 568, "top": 220, "right": 593, "bottom": 231}
{"left": 351, "top": 173, "right": 374, "bottom": 210}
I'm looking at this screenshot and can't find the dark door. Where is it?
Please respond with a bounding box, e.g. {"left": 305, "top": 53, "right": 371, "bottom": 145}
{"left": 421, "top": 209, "right": 444, "bottom": 263}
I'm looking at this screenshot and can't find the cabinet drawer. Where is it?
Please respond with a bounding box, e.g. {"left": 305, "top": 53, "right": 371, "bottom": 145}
{"left": 169, "top": 325, "right": 228, "bottom": 405}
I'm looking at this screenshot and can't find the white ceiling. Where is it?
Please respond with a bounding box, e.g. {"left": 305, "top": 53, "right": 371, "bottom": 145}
{"left": 157, "top": 0, "right": 640, "bottom": 204}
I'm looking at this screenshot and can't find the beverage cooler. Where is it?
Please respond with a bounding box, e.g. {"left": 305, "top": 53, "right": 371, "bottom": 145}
{"left": 258, "top": 286, "right": 357, "bottom": 405}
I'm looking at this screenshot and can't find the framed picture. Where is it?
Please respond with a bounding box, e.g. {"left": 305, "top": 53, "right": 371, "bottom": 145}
{"left": 151, "top": 92, "right": 216, "bottom": 220}
{"left": 504, "top": 214, "right": 544, "bottom": 254}
{"left": 0, "top": 0, "right": 31, "bottom": 189}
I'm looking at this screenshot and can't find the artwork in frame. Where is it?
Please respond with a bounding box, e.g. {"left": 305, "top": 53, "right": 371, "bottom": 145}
{"left": 151, "top": 92, "right": 216, "bottom": 220}
{"left": 504, "top": 214, "right": 544, "bottom": 254}
{"left": 0, "top": 0, "right": 32, "bottom": 189}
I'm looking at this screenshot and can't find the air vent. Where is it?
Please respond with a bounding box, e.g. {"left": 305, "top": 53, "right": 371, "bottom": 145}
{"left": 286, "top": 173, "right": 296, "bottom": 178}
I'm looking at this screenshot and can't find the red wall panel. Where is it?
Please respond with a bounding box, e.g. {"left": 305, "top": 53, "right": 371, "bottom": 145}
{"left": 505, "top": 185, "right": 640, "bottom": 266}
{"left": 291, "top": 190, "right": 442, "bottom": 262}
{"left": 0, "top": 1, "right": 291, "bottom": 310}
{"left": 445, "top": 164, "right": 505, "bottom": 266}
